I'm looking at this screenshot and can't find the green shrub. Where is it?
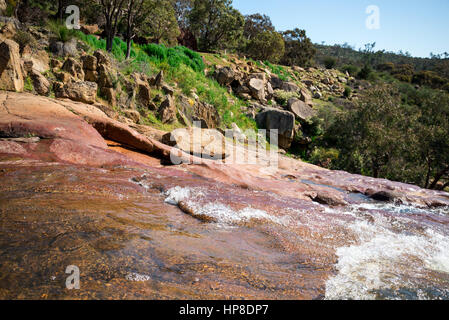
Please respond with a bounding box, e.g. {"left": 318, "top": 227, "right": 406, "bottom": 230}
{"left": 245, "top": 31, "right": 285, "bottom": 63}
{"left": 377, "top": 62, "right": 395, "bottom": 72}
{"left": 343, "top": 86, "right": 352, "bottom": 98}
{"left": 323, "top": 56, "right": 336, "bottom": 69}
{"left": 13, "top": 30, "right": 38, "bottom": 52}
{"left": 391, "top": 64, "right": 414, "bottom": 83}
{"left": 309, "top": 147, "right": 339, "bottom": 168}
{"left": 75, "top": 31, "right": 254, "bottom": 131}
{"left": 412, "top": 71, "right": 446, "bottom": 89}
{"left": 24, "top": 77, "right": 34, "bottom": 92}
{"left": 5, "top": 0, "right": 16, "bottom": 17}
{"left": 341, "top": 65, "right": 360, "bottom": 77}
{"left": 264, "top": 61, "right": 291, "bottom": 81}
{"left": 75, "top": 32, "right": 106, "bottom": 51}
{"left": 442, "top": 82, "right": 449, "bottom": 93}
{"left": 301, "top": 116, "right": 323, "bottom": 138}
{"left": 358, "top": 65, "right": 373, "bottom": 80}
{"left": 141, "top": 44, "right": 205, "bottom": 72}
{"left": 273, "top": 90, "right": 299, "bottom": 106}
{"left": 47, "top": 20, "right": 78, "bottom": 42}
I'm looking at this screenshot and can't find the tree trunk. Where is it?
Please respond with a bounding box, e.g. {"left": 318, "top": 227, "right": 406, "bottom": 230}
{"left": 424, "top": 158, "right": 432, "bottom": 188}
{"left": 429, "top": 166, "right": 449, "bottom": 189}
{"left": 14, "top": 0, "right": 21, "bottom": 19}
{"left": 106, "top": 34, "right": 113, "bottom": 52}
{"left": 57, "top": 0, "right": 64, "bottom": 23}
{"left": 126, "top": 38, "right": 132, "bottom": 59}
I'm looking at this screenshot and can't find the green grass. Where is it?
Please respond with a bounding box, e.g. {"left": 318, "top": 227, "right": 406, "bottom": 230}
{"left": 263, "top": 61, "right": 292, "bottom": 82}
{"left": 47, "top": 20, "right": 78, "bottom": 42}
{"left": 76, "top": 33, "right": 256, "bottom": 132}
{"left": 165, "top": 64, "right": 256, "bottom": 130}
{"left": 24, "top": 77, "right": 34, "bottom": 92}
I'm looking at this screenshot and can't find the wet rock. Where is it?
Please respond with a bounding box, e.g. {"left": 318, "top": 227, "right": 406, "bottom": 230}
{"left": 366, "top": 190, "right": 403, "bottom": 203}
{"left": 0, "top": 91, "right": 106, "bottom": 148}
{"left": 178, "top": 201, "right": 218, "bottom": 223}
{"left": 0, "top": 39, "right": 24, "bottom": 92}
{"left": 311, "top": 190, "right": 348, "bottom": 206}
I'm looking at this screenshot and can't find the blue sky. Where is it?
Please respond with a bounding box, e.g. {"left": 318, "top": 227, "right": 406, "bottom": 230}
{"left": 233, "top": 0, "right": 449, "bottom": 58}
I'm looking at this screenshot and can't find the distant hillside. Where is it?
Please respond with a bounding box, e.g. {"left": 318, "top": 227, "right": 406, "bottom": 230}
{"left": 315, "top": 43, "right": 449, "bottom": 80}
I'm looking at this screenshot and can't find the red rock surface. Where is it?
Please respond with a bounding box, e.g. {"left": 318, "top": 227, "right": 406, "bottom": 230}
{"left": 0, "top": 92, "right": 448, "bottom": 300}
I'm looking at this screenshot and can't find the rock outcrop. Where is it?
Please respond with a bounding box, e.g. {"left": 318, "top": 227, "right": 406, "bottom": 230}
{"left": 248, "top": 78, "right": 266, "bottom": 102}
{"left": 158, "top": 95, "right": 177, "bottom": 124}
{"left": 214, "top": 66, "right": 235, "bottom": 87}
{"left": 177, "top": 95, "right": 220, "bottom": 129}
{"left": 62, "top": 57, "right": 85, "bottom": 81}
{"left": 80, "top": 24, "right": 99, "bottom": 35}
{"left": 21, "top": 48, "right": 49, "bottom": 74}
{"left": 133, "top": 73, "right": 152, "bottom": 109}
{"left": 49, "top": 38, "right": 78, "bottom": 57}
{"left": 0, "top": 0, "right": 6, "bottom": 15}
{"left": 54, "top": 81, "right": 98, "bottom": 104}
{"left": 0, "top": 39, "right": 24, "bottom": 92}
{"left": 28, "top": 69, "right": 51, "bottom": 96}
{"left": 256, "top": 107, "right": 296, "bottom": 149}
{"left": 162, "top": 127, "right": 230, "bottom": 160}
{"left": 287, "top": 98, "right": 317, "bottom": 122}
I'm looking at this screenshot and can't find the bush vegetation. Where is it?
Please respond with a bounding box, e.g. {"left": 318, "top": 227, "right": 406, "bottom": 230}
{"left": 310, "top": 84, "right": 449, "bottom": 189}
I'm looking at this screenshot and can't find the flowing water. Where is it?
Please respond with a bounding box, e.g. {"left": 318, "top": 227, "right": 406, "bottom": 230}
{"left": 0, "top": 160, "right": 448, "bottom": 300}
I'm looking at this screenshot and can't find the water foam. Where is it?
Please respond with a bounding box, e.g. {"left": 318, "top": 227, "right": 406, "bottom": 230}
{"left": 325, "top": 204, "right": 449, "bottom": 300}
{"left": 125, "top": 272, "right": 151, "bottom": 282}
{"left": 164, "top": 186, "right": 194, "bottom": 205}
{"left": 164, "top": 186, "right": 290, "bottom": 226}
